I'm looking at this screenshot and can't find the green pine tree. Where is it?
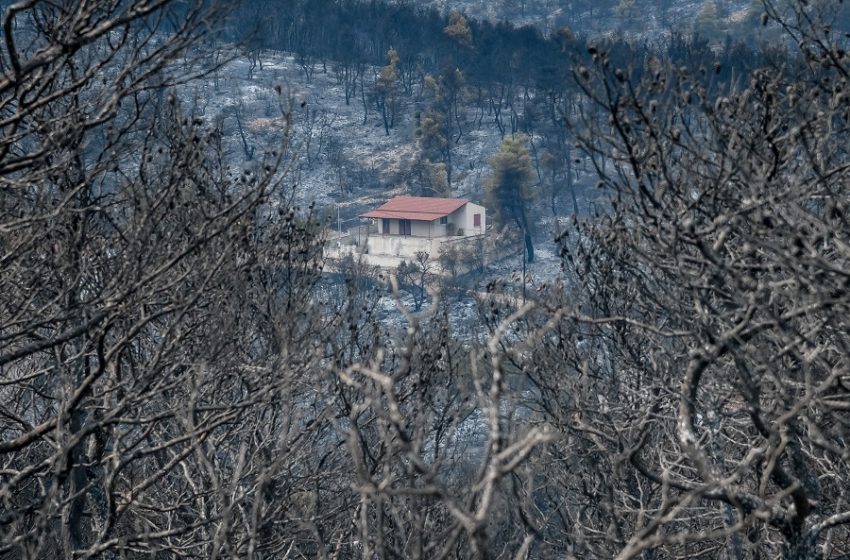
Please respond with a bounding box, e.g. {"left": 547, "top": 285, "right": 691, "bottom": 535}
{"left": 486, "top": 135, "right": 536, "bottom": 263}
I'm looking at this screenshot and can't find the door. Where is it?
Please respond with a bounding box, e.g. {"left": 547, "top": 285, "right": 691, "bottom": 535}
{"left": 399, "top": 219, "right": 412, "bottom": 235}
{"left": 382, "top": 218, "right": 390, "bottom": 234}
{"left": 473, "top": 213, "right": 481, "bottom": 228}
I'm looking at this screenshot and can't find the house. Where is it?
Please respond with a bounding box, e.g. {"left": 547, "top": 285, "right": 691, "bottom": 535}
{"left": 360, "top": 196, "right": 485, "bottom": 239}
{"left": 326, "top": 196, "right": 487, "bottom": 271}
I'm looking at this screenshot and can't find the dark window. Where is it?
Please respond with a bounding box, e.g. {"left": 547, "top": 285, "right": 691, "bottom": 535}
{"left": 399, "top": 219, "right": 412, "bottom": 235}
{"left": 382, "top": 218, "right": 390, "bottom": 234}
{"left": 473, "top": 213, "right": 481, "bottom": 227}
{"left": 440, "top": 216, "right": 448, "bottom": 225}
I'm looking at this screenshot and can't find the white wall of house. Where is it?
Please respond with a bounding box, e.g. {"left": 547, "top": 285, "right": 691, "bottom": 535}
{"left": 430, "top": 219, "right": 448, "bottom": 237}
{"left": 372, "top": 219, "right": 454, "bottom": 237}
{"left": 440, "top": 203, "right": 485, "bottom": 236}
{"left": 446, "top": 208, "right": 464, "bottom": 235}
{"left": 375, "top": 218, "right": 399, "bottom": 235}
{"left": 373, "top": 218, "right": 435, "bottom": 237}
{"left": 411, "top": 220, "right": 431, "bottom": 237}
{"left": 459, "top": 202, "right": 485, "bottom": 235}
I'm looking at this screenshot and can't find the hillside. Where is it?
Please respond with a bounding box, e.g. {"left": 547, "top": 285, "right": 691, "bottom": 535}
{"left": 398, "top": 0, "right": 756, "bottom": 37}
{"left": 196, "top": 0, "right": 773, "bottom": 287}
{"left": 188, "top": 47, "right": 573, "bottom": 286}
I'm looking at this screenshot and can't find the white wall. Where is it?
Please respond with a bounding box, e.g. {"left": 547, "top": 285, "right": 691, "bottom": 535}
{"left": 366, "top": 234, "right": 440, "bottom": 259}
{"left": 372, "top": 218, "right": 436, "bottom": 237}
{"left": 458, "top": 202, "right": 485, "bottom": 236}
{"left": 328, "top": 233, "right": 489, "bottom": 275}
{"left": 446, "top": 208, "right": 464, "bottom": 234}
{"left": 411, "top": 220, "right": 431, "bottom": 237}
{"left": 371, "top": 218, "right": 399, "bottom": 235}
{"left": 444, "top": 203, "right": 484, "bottom": 236}
{"left": 430, "top": 220, "right": 448, "bottom": 237}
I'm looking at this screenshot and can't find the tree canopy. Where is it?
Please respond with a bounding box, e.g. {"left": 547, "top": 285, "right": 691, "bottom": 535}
{"left": 486, "top": 134, "right": 536, "bottom": 262}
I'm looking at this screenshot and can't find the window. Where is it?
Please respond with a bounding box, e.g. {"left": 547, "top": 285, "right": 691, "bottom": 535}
{"left": 473, "top": 213, "right": 481, "bottom": 227}
{"left": 382, "top": 218, "right": 390, "bottom": 234}
{"left": 399, "top": 219, "right": 412, "bottom": 235}
{"left": 440, "top": 216, "right": 448, "bottom": 225}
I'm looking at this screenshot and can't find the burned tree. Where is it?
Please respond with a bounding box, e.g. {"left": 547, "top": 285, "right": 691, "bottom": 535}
{"left": 0, "top": 1, "right": 330, "bottom": 557}
{"left": 520, "top": 1, "right": 850, "bottom": 558}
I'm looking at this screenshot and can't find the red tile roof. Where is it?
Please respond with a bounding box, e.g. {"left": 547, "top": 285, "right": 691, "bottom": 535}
{"left": 361, "top": 196, "right": 468, "bottom": 221}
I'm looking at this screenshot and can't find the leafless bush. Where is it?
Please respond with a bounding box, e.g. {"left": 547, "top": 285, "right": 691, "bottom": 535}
{"left": 512, "top": 2, "right": 850, "bottom": 558}
{"left": 0, "top": 1, "right": 332, "bottom": 557}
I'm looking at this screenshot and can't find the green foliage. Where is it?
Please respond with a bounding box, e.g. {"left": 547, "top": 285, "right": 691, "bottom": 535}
{"left": 485, "top": 135, "right": 535, "bottom": 229}
{"left": 443, "top": 11, "right": 472, "bottom": 48}
{"left": 415, "top": 69, "right": 464, "bottom": 193}
{"left": 417, "top": 107, "right": 448, "bottom": 155}
{"left": 382, "top": 48, "right": 399, "bottom": 78}
{"left": 375, "top": 47, "right": 400, "bottom": 134}
{"left": 425, "top": 161, "right": 449, "bottom": 195}
{"left": 485, "top": 134, "right": 536, "bottom": 262}
{"left": 377, "top": 47, "right": 399, "bottom": 95}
